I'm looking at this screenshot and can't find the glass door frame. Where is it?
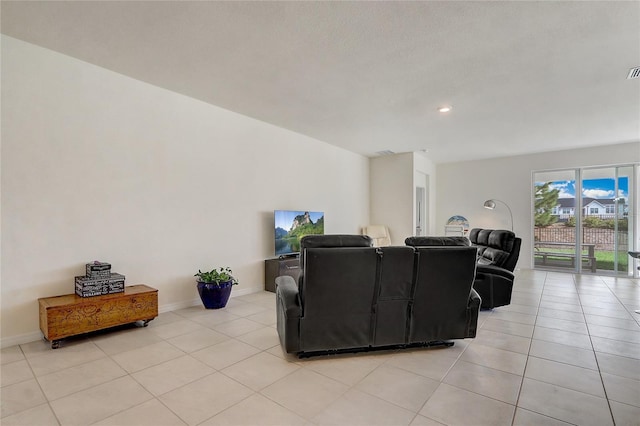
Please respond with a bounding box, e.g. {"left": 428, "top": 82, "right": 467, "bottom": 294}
{"left": 532, "top": 163, "right": 638, "bottom": 276}
{"left": 532, "top": 168, "right": 581, "bottom": 273}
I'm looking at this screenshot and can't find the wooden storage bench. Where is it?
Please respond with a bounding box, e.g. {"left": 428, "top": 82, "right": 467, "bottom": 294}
{"left": 39, "top": 284, "right": 158, "bottom": 349}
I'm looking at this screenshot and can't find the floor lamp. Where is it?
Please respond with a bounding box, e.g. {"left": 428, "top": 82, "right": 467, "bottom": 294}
{"left": 483, "top": 199, "right": 514, "bottom": 231}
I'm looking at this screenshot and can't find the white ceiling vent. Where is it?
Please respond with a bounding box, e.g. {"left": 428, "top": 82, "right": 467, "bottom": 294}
{"left": 627, "top": 67, "right": 640, "bottom": 79}
{"left": 375, "top": 150, "right": 396, "bottom": 156}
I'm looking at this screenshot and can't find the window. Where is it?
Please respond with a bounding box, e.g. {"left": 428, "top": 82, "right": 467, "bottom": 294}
{"left": 534, "top": 164, "right": 637, "bottom": 276}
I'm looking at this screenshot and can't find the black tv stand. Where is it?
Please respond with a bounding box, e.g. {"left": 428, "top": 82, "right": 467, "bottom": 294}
{"left": 264, "top": 256, "right": 301, "bottom": 292}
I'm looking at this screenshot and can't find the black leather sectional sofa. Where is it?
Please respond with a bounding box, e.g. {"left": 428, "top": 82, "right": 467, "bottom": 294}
{"left": 406, "top": 228, "right": 521, "bottom": 309}
{"left": 275, "top": 234, "right": 481, "bottom": 357}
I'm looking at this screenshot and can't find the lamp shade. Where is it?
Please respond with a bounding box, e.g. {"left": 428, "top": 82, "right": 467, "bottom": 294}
{"left": 482, "top": 199, "right": 513, "bottom": 231}
{"left": 483, "top": 200, "right": 496, "bottom": 209}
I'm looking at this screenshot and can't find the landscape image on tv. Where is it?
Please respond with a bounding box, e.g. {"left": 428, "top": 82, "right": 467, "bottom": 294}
{"left": 274, "top": 210, "right": 324, "bottom": 256}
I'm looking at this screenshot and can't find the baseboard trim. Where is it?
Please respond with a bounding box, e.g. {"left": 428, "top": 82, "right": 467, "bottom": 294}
{"left": 0, "top": 285, "right": 264, "bottom": 349}
{"left": 230, "top": 285, "right": 263, "bottom": 298}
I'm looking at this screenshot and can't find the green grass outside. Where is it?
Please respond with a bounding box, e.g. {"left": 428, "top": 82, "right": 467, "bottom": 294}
{"left": 594, "top": 251, "right": 629, "bottom": 271}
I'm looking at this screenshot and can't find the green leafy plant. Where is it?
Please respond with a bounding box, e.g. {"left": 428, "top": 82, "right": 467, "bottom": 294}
{"left": 565, "top": 216, "right": 628, "bottom": 230}
{"left": 534, "top": 183, "right": 559, "bottom": 227}
{"left": 194, "top": 267, "right": 238, "bottom": 286}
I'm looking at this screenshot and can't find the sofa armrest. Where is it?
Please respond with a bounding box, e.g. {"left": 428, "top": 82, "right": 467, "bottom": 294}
{"left": 474, "top": 265, "right": 514, "bottom": 309}
{"left": 466, "top": 288, "right": 481, "bottom": 337}
{"left": 275, "top": 275, "right": 302, "bottom": 318}
{"left": 476, "top": 264, "right": 514, "bottom": 281}
{"left": 468, "top": 288, "right": 481, "bottom": 310}
{"left": 275, "top": 275, "right": 302, "bottom": 353}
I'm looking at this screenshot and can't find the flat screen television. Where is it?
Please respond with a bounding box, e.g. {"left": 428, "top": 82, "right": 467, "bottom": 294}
{"left": 274, "top": 210, "right": 324, "bottom": 257}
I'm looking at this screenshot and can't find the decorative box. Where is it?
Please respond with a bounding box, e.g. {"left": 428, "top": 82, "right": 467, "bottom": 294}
{"left": 75, "top": 273, "right": 125, "bottom": 297}
{"left": 86, "top": 262, "right": 111, "bottom": 279}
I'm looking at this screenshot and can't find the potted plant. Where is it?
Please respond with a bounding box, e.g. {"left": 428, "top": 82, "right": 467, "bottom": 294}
{"left": 194, "top": 267, "right": 238, "bottom": 309}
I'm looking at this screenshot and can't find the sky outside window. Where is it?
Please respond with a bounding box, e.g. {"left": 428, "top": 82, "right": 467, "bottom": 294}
{"left": 543, "top": 178, "right": 629, "bottom": 200}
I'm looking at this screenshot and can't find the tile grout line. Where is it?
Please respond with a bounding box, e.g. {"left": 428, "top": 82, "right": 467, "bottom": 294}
{"left": 408, "top": 335, "right": 478, "bottom": 425}
{"left": 216, "top": 348, "right": 304, "bottom": 415}
{"left": 509, "top": 270, "right": 545, "bottom": 426}
{"left": 511, "top": 271, "right": 611, "bottom": 425}
{"left": 142, "top": 300, "right": 299, "bottom": 425}
{"left": 102, "top": 320, "right": 270, "bottom": 425}
{"left": 574, "top": 273, "right": 617, "bottom": 426}
{"left": 20, "top": 342, "right": 64, "bottom": 426}
{"left": 86, "top": 351, "right": 187, "bottom": 426}
{"left": 600, "top": 275, "right": 640, "bottom": 327}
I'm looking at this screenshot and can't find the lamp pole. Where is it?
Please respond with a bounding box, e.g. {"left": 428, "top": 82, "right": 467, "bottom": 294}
{"left": 484, "top": 199, "right": 514, "bottom": 231}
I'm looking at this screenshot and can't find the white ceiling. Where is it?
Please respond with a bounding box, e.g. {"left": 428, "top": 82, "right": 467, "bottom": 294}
{"left": 2, "top": 1, "right": 639, "bottom": 163}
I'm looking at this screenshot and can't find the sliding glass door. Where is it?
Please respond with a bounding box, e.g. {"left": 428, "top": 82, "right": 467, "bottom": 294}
{"left": 533, "top": 165, "right": 636, "bottom": 275}
{"left": 581, "top": 166, "right": 634, "bottom": 274}
{"left": 534, "top": 169, "right": 580, "bottom": 272}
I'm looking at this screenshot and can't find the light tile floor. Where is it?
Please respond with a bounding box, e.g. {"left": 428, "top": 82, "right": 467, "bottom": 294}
{"left": 2, "top": 270, "right": 639, "bottom": 425}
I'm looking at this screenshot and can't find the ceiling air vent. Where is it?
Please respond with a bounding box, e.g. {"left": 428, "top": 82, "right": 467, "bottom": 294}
{"left": 627, "top": 67, "right": 640, "bottom": 79}
{"left": 376, "top": 150, "right": 395, "bottom": 156}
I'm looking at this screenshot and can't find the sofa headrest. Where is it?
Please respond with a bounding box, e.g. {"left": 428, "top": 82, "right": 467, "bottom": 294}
{"left": 469, "top": 228, "right": 515, "bottom": 252}
{"left": 468, "top": 228, "right": 520, "bottom": 271}
{"left": 300, "top": 234, "right": 373, "bottom": 250}
{"left": 405, "top": 236, "right": 471, "bottom": 247}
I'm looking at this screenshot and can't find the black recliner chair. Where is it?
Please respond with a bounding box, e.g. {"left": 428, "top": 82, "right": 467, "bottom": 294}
{"left": 469, "top": 228, "right": 521, "bottom": 308}
{"left": 406, "top": 229, "right": 521, "bottom": 309}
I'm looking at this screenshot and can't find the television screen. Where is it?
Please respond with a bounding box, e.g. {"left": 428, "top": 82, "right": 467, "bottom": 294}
{"left": 274, "top": 210, "right": 324, "bottom": 256}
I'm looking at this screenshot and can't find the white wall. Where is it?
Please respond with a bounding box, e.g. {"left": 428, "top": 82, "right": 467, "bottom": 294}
{"left": 0, "top": 36, "right": 370, "bottom": 346}
{"left": 369, "top": 152, "right": 438, "bottom": 244}
{"left": 414, "top": 152, "right": 437, "bottom": 236}
{"left": 369, "top": 153, "right": 413, "bottom": 245}
{"left": 436, "top": 142, "right": 640, "bottom": 269}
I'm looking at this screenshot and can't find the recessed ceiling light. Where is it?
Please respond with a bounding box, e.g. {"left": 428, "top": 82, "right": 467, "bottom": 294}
{"left": 438, "top": 106, "right": 452, "bottom": 113}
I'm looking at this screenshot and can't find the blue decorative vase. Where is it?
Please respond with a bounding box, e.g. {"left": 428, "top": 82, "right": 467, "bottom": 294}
{"left": 197, "top": 280, "right": 233, "bottom": 309}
